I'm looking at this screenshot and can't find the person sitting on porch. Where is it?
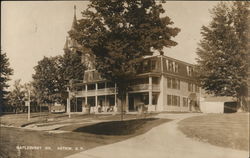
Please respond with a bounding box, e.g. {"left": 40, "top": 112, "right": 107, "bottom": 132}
{"left": 97, "top": 104, "right": 102, "bottom": 113}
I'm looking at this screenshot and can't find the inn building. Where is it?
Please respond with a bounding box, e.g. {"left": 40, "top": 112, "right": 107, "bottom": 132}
{"left": 65, "top": 7, "right": 201, "bottom": 114}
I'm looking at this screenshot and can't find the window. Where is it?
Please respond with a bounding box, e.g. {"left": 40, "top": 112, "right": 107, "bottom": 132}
{"left": 167, "top": 78, "right": 172, "bottom": 88}
{"left": 168, "top": 78, "right": 180, "bottom": 90}
{"left": 108, "top": 96, "right": 115, "bottom": 106}
{"left": 98, "top": 82, "right": 105, "bottom": 89}
{"left": 167, "top": 95, "right": 172, "bottom": 105}
{"left": 76, "top": 86, "right": 83, "bottom": 91}
{"left": 178, "top": 96, "right": 180, "bottom": 106}
{"left": 178, "top": 80, "right": 181, "bottom": 90}
{"left": 195, "top": 84, "right": 200, "bottom": 92}
{"left": 151, "top": 60, "right": 156, "bottom": 70}
{"left": 152, "top": 93, "right": 158, "bottom": 105}
{"left": 188, "top": 83, "right": 193, "bottom": 92}
{"left": 171, "top": 95, "right": 180, "bottom": 106}
{"left": 175, "top": 63, "right": 179, "bottom": 73}
{"left": 143, "top": 60, "right": 150, "bottom": 72}
{"left": 152, "top": 77, "right": 160, "bottom": 84}
{"left": 168, "top": 95, "right": 180, "bottom": 106}
{"left": 88, "top": 84, "right": 95, "bottom": 90}
{"left": 107, "top": 82, "right": 115, "bottom": 88}
{"left": 187, "top": 66, "right": 193, "bottom": 76}
{"left": 169, "top": 61, "right": 173, "bottom": 72}
{"left": 172, "top": 78, "right": 177, "bottom": 89}
{"left": 131, "top": 78, "right": 148, "bottom": 86}
{"left": 173, "top": 96, "right": 177, "bottom": 106}
{"left": 88, "top": 72, "right": 93, "bottom": 81}
{"left": 141, "top": 93, "right": 149, "bottom": 105}
{"left": 183, "top": 97, "right": 188, "bottom": 107}
{"left": 166, "top": 59, "right": 169, "bottom": 70}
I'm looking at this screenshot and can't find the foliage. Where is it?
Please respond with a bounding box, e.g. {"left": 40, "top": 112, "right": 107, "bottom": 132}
{"left": 8, "top": 79, "right": 25, "bottom": 113}
{"left": 196, "top": 2, "right": 249, "bottom": 109}
{"left": 0, "top": 51, "right": 13, "bottom": 107}
{"left": 58, "top": 50, "right": 86, "bottom": 98}
{"left": 23, "top": 82, "right": 38, "bottom": 107}
{"left": 70, "top": 0, "right": 180, "bottom": 104}
{"left": 32, "top": 56, "right": 62, "bottom": 104}
{"left": 32, "top": 50, "right": 85, "bottom": 105}
{"left": 60, "top": 50, "right": 85, "bottom": 81}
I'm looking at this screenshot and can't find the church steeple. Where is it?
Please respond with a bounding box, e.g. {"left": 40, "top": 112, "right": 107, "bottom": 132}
{"left": 71, "top": 5, "right": 77, "bottom": 30}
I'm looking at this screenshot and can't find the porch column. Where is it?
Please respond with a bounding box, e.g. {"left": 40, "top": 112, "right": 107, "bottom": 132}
{"left": 66, "top": 87, "right": 71, "bottom": 118}
{"left": 67, "top": 98, "right": 70, "bottom": 113}
{"left": 95, "top": 83, "right": 98, "bottom": 107}
{"left": 160, "top": 75, "right": 164, "bottom": 111}
{"left": 115, "top": 83, "right": 117, "bottom": 106}
{"left": 85, "top": 84, "right": 88, "bottom": 105}
{"left": 104, "top": 82, "right": 107, "bottom": 107}
{"left": 149, "top": 76, "right": 152, "bottom": 106}
{"left": 126, "top": 92, "right": 129, "bottom": 112}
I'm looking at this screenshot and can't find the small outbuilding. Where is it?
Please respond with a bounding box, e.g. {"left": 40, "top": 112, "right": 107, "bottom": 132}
{"left": 200, "top": 96, "right": 238, "bottom": 113}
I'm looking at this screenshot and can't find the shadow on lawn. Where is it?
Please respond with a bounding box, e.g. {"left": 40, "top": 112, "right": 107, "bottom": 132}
{"left": 73, "top": 118, "right": 170, "bottom": 136}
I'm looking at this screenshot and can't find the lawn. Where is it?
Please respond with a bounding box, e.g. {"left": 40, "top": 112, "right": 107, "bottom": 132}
{"left": 0, "top": 112, "right": 68, "bottom": 127}
{"left": 178, "top": 113, "right": 249, "bottom": 151}
{"left": 0, "top": 112, "right": 157, "bottom": 128}
{"left": 0, "top": 113, "right": 170, "bottom": 158}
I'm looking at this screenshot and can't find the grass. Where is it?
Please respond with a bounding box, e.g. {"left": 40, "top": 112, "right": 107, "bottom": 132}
{"left": 0, "top": 113, "right": 170, "bottom": 158}
{"left": 0, "top": 112, "right": 157, "bottom": 128}
{"left": 178, "top": 113, "right": 249, "bottom": 151}
{"left": 0, "top": 112, "right": 68, "bottom": 127}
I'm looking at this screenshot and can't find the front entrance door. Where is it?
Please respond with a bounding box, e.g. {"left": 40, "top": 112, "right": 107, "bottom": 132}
{"left": 129, "top": 95, "right": 135, "bottom": 111}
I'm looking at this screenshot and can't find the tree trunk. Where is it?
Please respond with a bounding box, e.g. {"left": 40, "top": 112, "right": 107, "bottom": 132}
{"left": 121, "top": 95, "right": 125, "bottom": 121}
{"left": 237, "top": 96, "right": 243, "bottom": 112}
{"left": 117, "top": 82, "right": 128, "bottom": 121}
{"left": 240, "top": 96, "right": 248, "bottom": 112}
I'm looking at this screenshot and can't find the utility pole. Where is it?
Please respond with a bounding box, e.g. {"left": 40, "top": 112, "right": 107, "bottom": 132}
{"left": 67, "top": 86, "right": 71, "bottom": 118}
{"left": 28, "top": 89, "right": 31, "bottom": 121}
{"left": 25, "top": 86, "right": 31, "bottom": 121}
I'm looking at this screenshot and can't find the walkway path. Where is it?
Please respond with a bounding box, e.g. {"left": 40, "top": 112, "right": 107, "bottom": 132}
{"left": 67, "top": 113, "right": 248, "bottom": 158}
{"left": 23, "top": 116, "right": 109, "bottom": 132}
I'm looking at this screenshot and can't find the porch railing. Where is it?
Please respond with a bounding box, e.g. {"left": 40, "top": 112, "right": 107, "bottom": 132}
{"left": 74, "top": 87, "right": 116, "bottom": 97}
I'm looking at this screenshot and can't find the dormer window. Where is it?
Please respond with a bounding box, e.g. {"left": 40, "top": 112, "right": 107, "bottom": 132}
{"left": 169, "top": 61, "right": 173, "bottom": 72}
{"left": 166, "top": 59, "right": 169, "bottom": 70}
{"left": 151, "top": 60, "right": 156, "bottom": 70}
{"left": 174, "top": 63, "right": 179, "bottom": 73}
{"left": 187, "top": 66, "right": 193, "bottom": 76}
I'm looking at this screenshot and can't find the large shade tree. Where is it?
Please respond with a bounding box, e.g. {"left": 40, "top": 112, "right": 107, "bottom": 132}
{"left": 60, "top": 50, "right": 85, "bottom": 81}
{"left": 32, "top": 56, "right": 62, "bottom": 106}
{"left": 0, "top": 51, "right": 13, "bottom": 112}
{"left": 58, "top": 50, "right": 86, "bottom": 104}
{"left": 196, "top": 1, "right": 249, "bottom": 111}
{"left": 70, "top": 0, "right": 180, "bottom": 119}
{"left": 32, "top": 52, "right": 85, "bottom": 106}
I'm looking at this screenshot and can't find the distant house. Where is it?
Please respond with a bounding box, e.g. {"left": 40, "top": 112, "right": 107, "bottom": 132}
{"left": 51, "top": 103, "right": 65, "bottom": 113}
{"left": 200, "top": 96, "right": 238, "bottom": 113}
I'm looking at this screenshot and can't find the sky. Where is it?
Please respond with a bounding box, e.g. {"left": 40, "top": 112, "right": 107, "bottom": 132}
{"left": 1, "top": 1, "right": 218, "bottom": 87}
